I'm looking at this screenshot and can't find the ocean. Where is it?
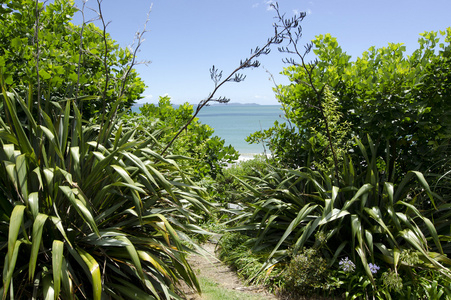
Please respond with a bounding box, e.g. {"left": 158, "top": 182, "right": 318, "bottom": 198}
{"left": 132, "top": 104, "right": 285, "bottom": 158}
{"left": 196, "top": 105, "right": 284, "bottom": 157}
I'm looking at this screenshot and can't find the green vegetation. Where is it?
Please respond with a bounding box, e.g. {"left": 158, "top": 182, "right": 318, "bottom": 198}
{"left": 0, "top": 86, "right": 205, "bottom": 299}
{"left": 222, "top": 138, "right": 451, "bottom": 298}
{"left": 197, "top": 276, "right": 264, "bottom": 300}
{"left": 1, "top": 0, "right": 451, "bottom": 299}
{"left": 0, "top": 1, "right": 204, "bottom": 299}
{"left": 248, "top": 26, "right": 451, "bottom": 180}
{"left": 222, "top": 4, "right": 451, "bottom": 299}
{"left": 0, "top": 0, "right": 146, "bottom": 120}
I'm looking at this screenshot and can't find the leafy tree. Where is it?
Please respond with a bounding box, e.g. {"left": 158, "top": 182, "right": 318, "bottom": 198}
{"left": 0, "top": 0, "right": 146, "bottom": 120}
{"left": 249, "top": 28, "right": 451, "bottom": 180}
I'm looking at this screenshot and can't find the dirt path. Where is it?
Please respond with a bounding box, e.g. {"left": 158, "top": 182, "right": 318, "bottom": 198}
{"left": 181, "top": 242, "right": 278, "bottom": 300}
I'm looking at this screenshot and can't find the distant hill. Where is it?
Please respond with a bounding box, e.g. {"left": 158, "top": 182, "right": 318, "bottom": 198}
{"left": 131, "top": 102, "right": 268, "bottom": 112}
{"left": 207, "top": 102, "right": 260, "bottom": 106}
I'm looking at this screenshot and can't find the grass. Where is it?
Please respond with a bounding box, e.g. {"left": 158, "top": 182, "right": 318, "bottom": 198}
{"left": 198, "top": 276, "right": 267, "bottom": 300}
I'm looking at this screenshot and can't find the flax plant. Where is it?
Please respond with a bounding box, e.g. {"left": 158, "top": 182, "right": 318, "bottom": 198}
{"left": 0, "top": 84, "right": 211, "bottom": 299}
{"left": 0, "top": 1, "right": 207, "bottom": 298}
{"left": 228, "top": 137, "right": 451, "bottom": 293}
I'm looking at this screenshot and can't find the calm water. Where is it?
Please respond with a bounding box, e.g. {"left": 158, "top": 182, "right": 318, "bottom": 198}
{"left": 196, "top": 105, "right": 284, "bottom": 156}
{"left": 132, "top": 104, "right": 285, "bottom": 157}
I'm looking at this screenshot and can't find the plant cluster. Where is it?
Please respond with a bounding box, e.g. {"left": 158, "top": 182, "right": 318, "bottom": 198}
{"left": 0, "top": 86, "right": 212, "bottom": 298}
{"left": 281, "top": 248, "right": 332, "bottom": 297}
{"left": 0, "top": 1, "right": 316, "bottom": 298}
{"left": 217, "top": 233, "right": 275, "bottom": 287}
{"left": 219, "top": 7, "right": 451, "bottom": 298}
{"left": 222, "top": 136, "right": 451, "bottom": 298}
{"left": 3, "top": 0, "right": 451, "bottom": 299}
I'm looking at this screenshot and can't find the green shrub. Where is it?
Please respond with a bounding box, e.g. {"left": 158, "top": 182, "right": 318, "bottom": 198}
{"left": 0, "top": 0, "right": 146, "bottom": 120}
{"left": 281, "top": 248, "right": 334, "bottom": 296}
{"left": 250, "top": 27, "right": 451, "bottom": 179}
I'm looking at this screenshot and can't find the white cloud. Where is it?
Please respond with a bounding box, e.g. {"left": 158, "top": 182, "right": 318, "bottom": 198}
{"left": 136, "top": 94, "right": 153, "bottom": 104}
{"left": 252, "top": 3, "right": 260, "bottom": 8}
{"left": 265, "top": 0, "right": 275, "bottom": 11}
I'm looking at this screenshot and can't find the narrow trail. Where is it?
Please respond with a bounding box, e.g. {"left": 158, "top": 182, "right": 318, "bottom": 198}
{"left": 181, "top": 242, "right": 278, "bottom": 300}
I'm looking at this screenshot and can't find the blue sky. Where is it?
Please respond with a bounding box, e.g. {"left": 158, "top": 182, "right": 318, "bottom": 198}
{"left": 73, "top": 0, "right": 451, "bottom": 105}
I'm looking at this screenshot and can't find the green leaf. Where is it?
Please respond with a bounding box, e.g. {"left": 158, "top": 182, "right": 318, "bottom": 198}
{"left": 15, "top": 154, "right": 28, "bottom": 200}
{"left": 115, "top": 236, "right": 144, "bottom": 279}
{"left": 1, "top": 92, "right": 33, "bottom": 155}
{"left": 50, "top": 216, "right": 72, "bottom": 248}
{"left": 2, "top": 240, "right": 23, "bottom": 299}
{"left": 319, "top": 208, "right": 349, "bottom": 225}
{"left": 38, "top": 125, "right": 64, "bottom": 161}
{"left": 60, "top": 258, "right": 73, "bottom": 298}
{"left": 4, "top": 75, "right": 13, "bottom": 85}
{"left": 77, "top": 248, "right": 102, "bottom": 300}
{"left": 59, "top": 186, "right": 99, "bottom": 236}
{"left": 351, "top": 214, "right": 363, "bottom": 249}
{"left": 7, "top": 205, "right": 25, "bottom": 263}
{"left": 42, "top": 272, "right": 55, "bottom": 300}
{"left": 268, "top": 204, "right": 318, "bottom": 260}
{"left": 365, "top": 207, "right": 397, "bottom": 245}
{"left": 138, "top": 250, "right": 169, "bottom": 278}
{"left": 28, "top": 192, "right": 39, "bottom": 219}
{"left": 356, "top": 246, "right": 374, "bottom": 285}
{"left": 52, "top": 240, "right": 64, "bottom": 300}
{"left": 410, "top": 171, "right": 436, "bottom": 209}
{"left": 61, "top": 101, "right": 71, "bottom": 153}
{"left": 343, "top": 183, "right": 373, "bottom": 210}
{"left": 399, "top": 201, "right": 443, "bottom": 254}
{"left": 39, "top": 69, "right": 52, "bottom": 80}
{"left": 29, "top": 213, "right": 49, "bottom": 280}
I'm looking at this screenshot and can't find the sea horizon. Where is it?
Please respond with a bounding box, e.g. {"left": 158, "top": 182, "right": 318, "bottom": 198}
{"left": 131, "top": 103, "right": 285, "bottom": 156}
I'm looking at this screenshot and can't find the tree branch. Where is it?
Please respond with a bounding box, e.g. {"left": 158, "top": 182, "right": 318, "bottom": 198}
{"left": 160, "top": 25, "right": 287, "bottom": 156}
{"left": 273, "top": 3, "right": 341, "bottom": 184}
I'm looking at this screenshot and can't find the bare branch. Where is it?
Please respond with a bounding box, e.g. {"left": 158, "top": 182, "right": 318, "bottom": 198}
{"left": 119, "top": 4, "right": 153, "bottom": 97}
{"left": 34, "top": 0, "right": 42, "bottom": 125}
{"left": 160, "top": 5, "right": 303, "bottom": 156}
{"left": 75, "top": 0, "right": 87, "bottom": 104}
{"left": 272, "top": 4, "right": 341, "bottom": 184}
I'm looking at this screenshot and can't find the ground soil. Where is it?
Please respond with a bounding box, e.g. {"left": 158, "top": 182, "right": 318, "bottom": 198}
{"left": 180, "top": 241, "right": 278, "bottom": 300}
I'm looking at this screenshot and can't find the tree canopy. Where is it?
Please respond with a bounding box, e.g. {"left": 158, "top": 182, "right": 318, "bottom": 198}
{"left": 249, "top": 28, "right": 451, "bottom": 178}
{"left": 0, "top": 0, "right": 146, "bottom": 120}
